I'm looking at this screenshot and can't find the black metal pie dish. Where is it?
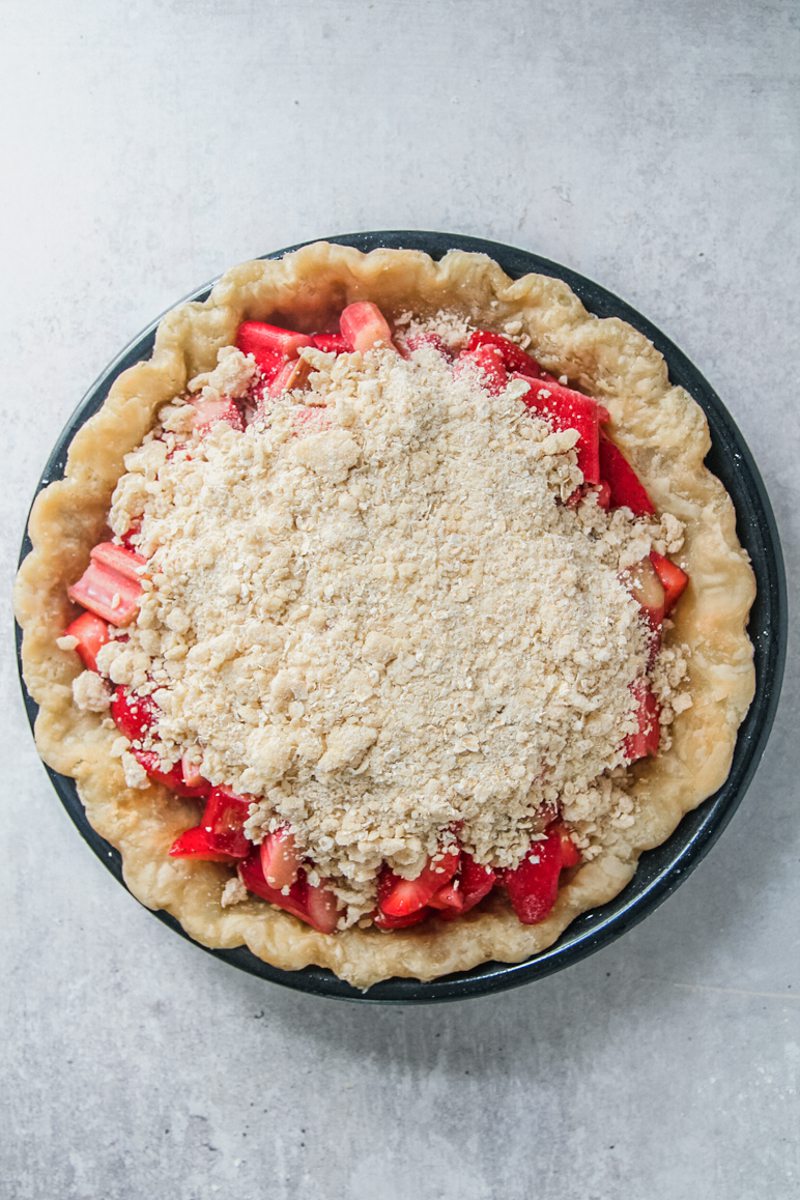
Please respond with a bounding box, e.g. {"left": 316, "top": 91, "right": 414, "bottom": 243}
{"left": 16, "top": 232, "right": 787, "bottom": 1003}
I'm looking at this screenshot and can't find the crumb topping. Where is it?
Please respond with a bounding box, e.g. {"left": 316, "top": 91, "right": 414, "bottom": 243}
{"left": 99, "top": 341, "right": 687, "bottom": 922}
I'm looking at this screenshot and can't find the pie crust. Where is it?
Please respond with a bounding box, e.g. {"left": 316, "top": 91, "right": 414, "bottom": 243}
{"left": 14, "top": 244, "right": 756, "bottom": 988}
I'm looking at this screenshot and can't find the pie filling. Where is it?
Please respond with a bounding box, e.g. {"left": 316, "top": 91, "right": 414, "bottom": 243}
{"left": 61, "top": 301, "right": 690, "bottom": 934}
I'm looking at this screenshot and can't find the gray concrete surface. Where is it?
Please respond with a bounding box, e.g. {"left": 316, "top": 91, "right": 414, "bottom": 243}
{"left": 2, "top": 2, "right": 798, "bottom": 1197}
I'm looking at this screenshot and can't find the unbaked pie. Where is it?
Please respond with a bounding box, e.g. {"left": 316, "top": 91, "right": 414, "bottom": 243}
{"left": 15, "top": 244, "right": 756, "bottom": 987}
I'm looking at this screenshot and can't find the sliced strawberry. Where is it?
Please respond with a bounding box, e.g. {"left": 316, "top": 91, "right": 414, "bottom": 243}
{"left": 373, "top": 907, "right": 431, "bottom": 930}
{"left": 268, "top": 356, "right": 313, "bottom": 398}
{"left": 169, "top": 825, "right": 240, "bottom": 863}
{"left": 455, "top": 345, "right": 508, "bottom": 394}
{"left": 466, "top": 329, "right": 551, "bottom": 379}
{"left": 403, "top": 332, "right": 452, "bottom": 358}
{"left": 67, "top": 561, "right": 141, "bottom": 626}
{"left": 626, "top": 556, "right": 666, "bottom": 628}
{"left": 503, "top": 831, "right": 563, "bottom": 925}
{"left": 237, "top": 852, "right": 341, "bottom": 933}
{"left": 551, "top": 821, "right": 581, "bottom": 869}
{"left": 236, "top": 320, "right": 312, "bottom": 364}
{"left": 110, "top": 685, "right": 158, "bottom": 742}
{"left": 427, "top": 881, "right": 464, "bottom": 914}
{"left": 598, "top": 434, "right": 655, "bottom": 516}
{"left": 63, "top": 611, "right": 110, "bottom": 672}
{"left": 131, "top": 748, "right": 210, "bottom": 798}
{"left": 201, "top": 788, "right": 251, "bottom": 858}
{"left": 311, "top": 332, "right": 349, "bottom": 354}
{"left": 595, "top": 480, "right": 612, "bottom": 510}
{"left": 623, "top": 678, "right": 661, "bottom": 762}
{"left": 192, "top": 397, "right": 245, "bottom": 434}
{"left": 90, "top": 541, "right": 147, "bottom": 581}
{"left": 517, "top": 375, "right": 601, "bottom": 484}
{"left": 339, "top": 302, "right": 395, "bottom": 353}
{"left": 378, "top": 849, "right": 460, "bottom": 919}
{"left": 650, "top": 551, "right": 689, "bottom": 614}
{"left": 458, "top": 853, "right": 497, "bottom": 912}
{"left": 260, "top": 827, "right": 301, "bottom": 889}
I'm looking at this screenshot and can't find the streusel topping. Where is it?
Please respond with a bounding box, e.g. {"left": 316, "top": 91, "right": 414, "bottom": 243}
{"left": 98, "top": 343, "right": 684, "bottom": 920}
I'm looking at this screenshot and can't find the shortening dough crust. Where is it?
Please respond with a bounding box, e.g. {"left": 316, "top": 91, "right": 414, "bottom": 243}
{"left": 14, "top": 244, "right": 756, "bottom": 988}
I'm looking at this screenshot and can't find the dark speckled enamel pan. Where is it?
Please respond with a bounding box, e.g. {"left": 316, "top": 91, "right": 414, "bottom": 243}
{"left": 16, "top": 232, "right": 787, "bottom": 1003}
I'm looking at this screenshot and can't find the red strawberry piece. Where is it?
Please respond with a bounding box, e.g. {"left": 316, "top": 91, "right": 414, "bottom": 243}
{"left": 110, "top": 685, "right": 158, "bottom": 742}
{"left": 502, "top": 831, "right": 564, "bottom": 925}
{"left": 403, "top": 332, "right": 452, "bottom": 358}
{"left": 130, "top": 748, "right": 210, "bottom": 798}
{"left": 311, "top": 332, "right": 349, "bottom": 354}
{"left": 427, "top": 881, "right": 464, "bottom": 914}
{"left": 67, "top": 561, "right": 141, "bottom": 627}
{"left": 90, "top": 541, "right": 147, "bottom": 581}
{"left": 598, "top": 433, "right": 655, "bottom": 515}
{"left": 517, "top": 375, "right": 601, "bottom": 484}
{"left": 623, "top": 678, "right": 661, "bottom": 762}
{"left": 626, "top": 556, "right": 666, "bottom": 629}
{"left": 373, "top": 907, "right": 431, "bottom": 930}
{"left": 339, "top": 302, "right": 395, "bottom": 353}
{"left": 595, "top": 480, "right": 612, "bottom": 510}
{"left": 169, "top": 825, "right": 240, "bottom": 863}
{"left": 268, "top": 356, "right": 313, "bottom": 398}
{"left": 120, "top": 519, "right": 142, "bottom": 552}
{"left": 378, "top": 849, "right": 460, "bottom": 919}
{"left": 455, "top": 345, "right": 508, "bottom": 395}
{"left": 200, "top": 788, "right": 252, "bottom": 858}
{"left": 180, "top": 750, "right": 206, "bottom": 789}
{"left": 236, "top": 320, "right": 312, "bottom": 365}
{"left": 259, "top": 827, "right": 301, "bottom": 889}
{"left": 551, "top": 821, "right": 581, "bottom": 869}
{"left": 192, "top": 397, "right": 245, "bottom": 434}
{"left": 237, "top": 852, "right": 340, "bottom": 933}
{"left": 458, "top": 853, "right": 498, "bottom": 912}
{"left": 650, "top": 551, "right": 689, "bottom": 614}
{"left": 63, "top": 611, "right": 110, "bottom": 673}
{"left": 466, "top": 329, "right": 551, "bottom": 379}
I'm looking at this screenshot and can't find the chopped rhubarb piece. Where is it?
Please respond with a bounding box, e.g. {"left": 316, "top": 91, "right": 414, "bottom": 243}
{"left": 403, "top": 332, "right": 452, "bottom": 358}
{"left": 90, "top": 541, "right": 147, "bottom": 582}
{"left": 517, "top": 376, "right": 601, "bottom": 484}
{"left": 374, "top": 907, "right": 431, "bottom": 930}
{"left": 598, "top": 434, "right": 655, "bottom": 515}
{"left": 237, "top": 853, "right": 341, "bottom": 933}
{"left": 63, "top": 611, "right": 110, "bottom": 673}
{"left": 650, "top": 551, "right": 689, "bottom": 614}
{"left": 201, "top": 788, "right": 251, "bottom": 858}
{"left": 180, "top": 750, "right": 205, "bottom": 789}
{"left": 131, "top": 748, "right": 210, "bottom": 798}
{"left": 236, "top": 320, "right": 312, "bottom": 364}
{"left": 339, "top": 302, "right": 395, "bottom": 353}
{"left": 192, "top": 397, "right": 245, "bottom": 434}
{"left": 260, "top": 827, "right": 301, "bottom": 889}
{"left": 67, "top": 561, "right": 141, "bottom": 626}
{"left": 623, "top": 678, "right": 661, "bottom": 762}
{"left": 378, "top": 849, "right": 460, "bottom": 919}
{"left": 626, "top": 556, "right": 666, "bottom": 628}
{"left": 268, "top": 356, "right": 313, "bottom": 398}
{"left": 110, "top": 685, "right": 158, "bottom": 742}
{"left": 466, "top": 329, "right": 550, "bottom": 379}
{"left": 311, "top": 332, "right": 349, "bottom": 354}
{"left": 503, "top": 831, "right": 564, "bottom": 925}
{"left": 169, "top": 825, "right": 240, "bottom": 863}
{"left": 455, "top": 345, "right": 508, "bottom": 394}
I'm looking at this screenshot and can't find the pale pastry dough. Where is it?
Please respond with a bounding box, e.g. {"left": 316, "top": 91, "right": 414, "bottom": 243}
{"left": 14, "top": 244, "right": 756, "bottom": 988}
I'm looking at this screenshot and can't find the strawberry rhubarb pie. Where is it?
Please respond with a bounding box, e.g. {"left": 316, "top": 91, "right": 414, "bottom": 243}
{"left": 15, "top": 245, "right": 756, "bottom": 987}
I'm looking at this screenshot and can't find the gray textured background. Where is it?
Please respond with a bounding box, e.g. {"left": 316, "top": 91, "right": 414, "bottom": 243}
{"left": 3, "top": 2, "right": 798, "bottom": 1197}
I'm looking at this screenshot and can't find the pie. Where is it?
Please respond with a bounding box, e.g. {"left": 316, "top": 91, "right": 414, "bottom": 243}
{"left": 14, "top": 243, "right": 756, "bottom": 988}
